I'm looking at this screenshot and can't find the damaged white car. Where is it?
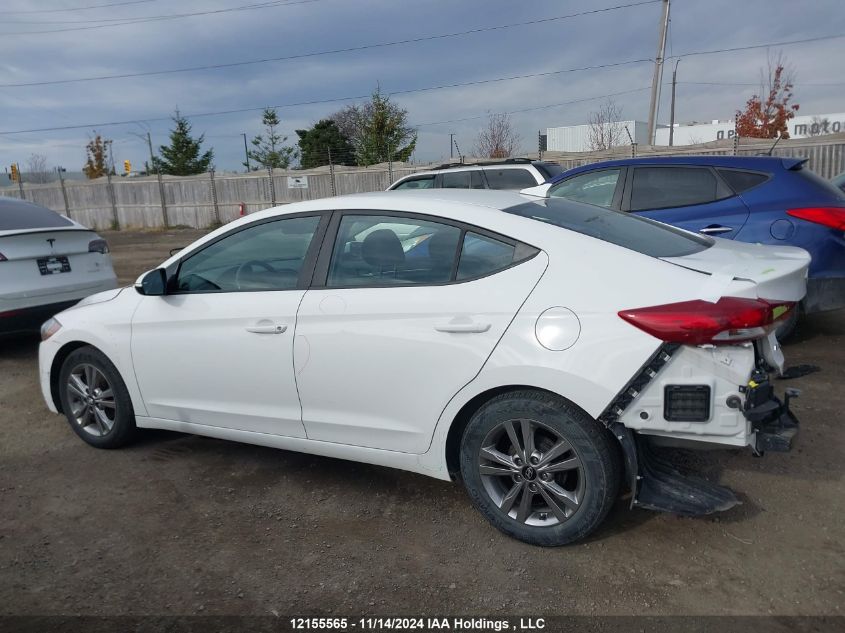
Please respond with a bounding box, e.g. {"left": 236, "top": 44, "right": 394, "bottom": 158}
{"left": 38, "top": 190, "right": 808, "bottom": 545}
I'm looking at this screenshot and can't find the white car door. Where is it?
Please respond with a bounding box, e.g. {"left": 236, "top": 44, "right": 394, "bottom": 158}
{"left": 131, "top": 214, "right": 326, "bottom": 436}
{"left": 294, "top": 212, "right": 548, "bottom": 454}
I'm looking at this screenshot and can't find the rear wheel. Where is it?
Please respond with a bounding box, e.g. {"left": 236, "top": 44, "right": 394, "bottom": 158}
{"left": 459, "top": 390, "right": 620, "bottom": 546}
{"left": 59, "top": 346, "right": 137, "bottom": 449}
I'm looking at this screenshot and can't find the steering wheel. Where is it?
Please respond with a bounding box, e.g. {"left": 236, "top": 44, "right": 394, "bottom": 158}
{"left": 234, "top": 260, "right": 276, "bottom": 290}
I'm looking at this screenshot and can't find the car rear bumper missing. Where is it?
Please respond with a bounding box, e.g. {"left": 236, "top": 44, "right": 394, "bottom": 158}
{"left": 743, "top": 370, "right": 801, "bottom": 453}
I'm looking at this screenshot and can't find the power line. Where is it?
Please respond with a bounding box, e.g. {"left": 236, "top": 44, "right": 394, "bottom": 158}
{"left": 415, "top": 87, "right": 653, "bottom": 127}
{"left": 5, "top": 1, "right": 311, "bottom": 24}
{"left": 0, "top": 58, "right": 653, "bottom": 135}
{"left": 670, "top": 32, "right": 845, "bottom": 60}
{"left": 0, "top": 0, "right": 659, "bottom": 84}
{"left": 0, "top": 0, "right": 323, "bottom": 34}
{"left": 7, "top": 0, "right": 160, "bottom": 14}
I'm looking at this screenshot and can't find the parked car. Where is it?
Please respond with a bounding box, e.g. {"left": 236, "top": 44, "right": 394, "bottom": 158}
{"left": 388, "top": 158, "right": 563, "bottom": 191}
{"left": 1, "top": 197, "right": 117, "bottom": 335}
{"left": 540, "top": 156, "right": 845, "bottom": 337}
{"left": 39, "top": 190, "right": 808, "bottom": 546}
{"left": 832, "top": 170, "right": 845, "bottom": 193}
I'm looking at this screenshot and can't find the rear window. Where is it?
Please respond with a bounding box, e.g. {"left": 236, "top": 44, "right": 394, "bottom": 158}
{"left": 534, "top": 162, "right": 564, "bottom": 179}
{"left": 0, "top": 199, "right": 73, "bottom": 231}
{"left": 504, "top": 198, "right": 712, "bottom": 258}
{"left": 793, "top": 166, "right": 845, "bottom": 200}
{"left": 717, "top": 169, "right": 769, "bottom": 193}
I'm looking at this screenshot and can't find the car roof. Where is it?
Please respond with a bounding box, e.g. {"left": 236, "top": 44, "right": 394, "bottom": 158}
{"left": 549, "top": 155, "right": 806, "bottom": 183}
{"left": 395, "top": 163, "right": 541, "bottom": 179}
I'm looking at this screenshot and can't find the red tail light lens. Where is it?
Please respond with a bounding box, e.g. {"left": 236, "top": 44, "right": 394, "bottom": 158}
{"left": 88, "top": 239, "right": 109, "bottom": 254}
{"left": 618, "top": 297, "right": 795, "bottom": 345}
{"left": 786, "top": 207, "right": 845, "bottom": 230}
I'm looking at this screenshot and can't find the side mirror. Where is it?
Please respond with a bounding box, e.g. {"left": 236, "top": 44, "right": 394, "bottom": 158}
{"left": 136, "top": 268, "right": 167, "bottom": 296}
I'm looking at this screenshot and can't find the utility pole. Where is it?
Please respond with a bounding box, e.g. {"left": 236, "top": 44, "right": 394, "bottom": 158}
{"left": 449, "top": 133, "right": 454, "bottom": 159}
{"left": 242, "top": 133, "right": 251, "bottom": 172}
{"left": 668, "top": 59, "right": 680, "bottom": 147}
{"left": 646, "top": 0, "right": 671, "bottom": 146}
{"left": 147, "top": 131, "right": 168, "bottom": 228}
{"left": 145, "top": 132, "right": 156, "bottom": 171}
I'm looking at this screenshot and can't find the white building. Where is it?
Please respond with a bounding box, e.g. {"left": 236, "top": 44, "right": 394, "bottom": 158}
{"left": 545, "top": 120, "right": 649, "bottom": 152}
{"left": 546, "top": 112, "right": 845, "bottom": 151}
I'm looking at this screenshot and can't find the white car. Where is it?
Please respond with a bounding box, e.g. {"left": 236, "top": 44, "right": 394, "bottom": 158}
{"left": 1, "top": 197, "right": 117, "bottom": 335}
{"left": 38, "top": 190, "right": 809, "bottom": 545}
{"left": 388, "top": 158, "right": 562, "bottom": 191}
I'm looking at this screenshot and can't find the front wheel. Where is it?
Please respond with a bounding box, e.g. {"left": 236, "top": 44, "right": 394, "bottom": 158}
{"left": 59, "top": 346, "right": 137, "bottom": 449}
{"left": 460, "top": 390, "right": 621, "bottom": 546}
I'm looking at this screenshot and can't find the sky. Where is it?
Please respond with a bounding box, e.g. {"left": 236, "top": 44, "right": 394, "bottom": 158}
{"left": 1, "top": 0, "right": 844, "bottom": 174}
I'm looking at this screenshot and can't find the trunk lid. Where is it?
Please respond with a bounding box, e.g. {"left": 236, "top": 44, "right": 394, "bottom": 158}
{"left": 661, "top": 238, "right": 810, "bottom": 303}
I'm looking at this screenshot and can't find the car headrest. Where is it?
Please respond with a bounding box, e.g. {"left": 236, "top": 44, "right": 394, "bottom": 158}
{"left": 362, "top": 229, "right": 405, "bottom": 267}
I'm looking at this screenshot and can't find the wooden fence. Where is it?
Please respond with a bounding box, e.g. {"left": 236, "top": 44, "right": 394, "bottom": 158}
{"left": 3, "top": 134, "right": 844, "bottom": 231}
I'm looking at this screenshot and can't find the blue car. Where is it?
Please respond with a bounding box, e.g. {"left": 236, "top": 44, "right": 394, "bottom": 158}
{"left": 545, "top": 156, "right": 845, "bottom": 334}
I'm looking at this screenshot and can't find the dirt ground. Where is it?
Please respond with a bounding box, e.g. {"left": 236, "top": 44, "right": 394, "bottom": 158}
{"left": 1, "top": 228, "right": 843, "bottom": 618}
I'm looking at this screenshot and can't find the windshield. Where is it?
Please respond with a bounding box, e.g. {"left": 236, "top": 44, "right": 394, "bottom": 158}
{"left": 504, "top": 197, "right": 712, "bottom": 258}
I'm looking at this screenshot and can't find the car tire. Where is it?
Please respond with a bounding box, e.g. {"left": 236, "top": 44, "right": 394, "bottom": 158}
{"left": 58, "top": 346, "right": 137, "bottom": 449}
{"left": 460, "top": 390, "right": 621, "bottom": 546}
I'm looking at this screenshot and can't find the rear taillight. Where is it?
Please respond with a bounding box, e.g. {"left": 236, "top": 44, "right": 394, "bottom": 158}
{"left": 786, "top": 207, "right": 845, "bottom": 230}
{"left": 88, "top": 239, "right": 109, "bottom": 254}
{"left": 618, "top": 297, "right": 795, "bottom": 345}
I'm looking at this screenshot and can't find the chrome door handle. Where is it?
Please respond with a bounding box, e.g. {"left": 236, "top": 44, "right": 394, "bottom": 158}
{"left": 245, "top": 323, "right": 288, "bottom": 334}
{"left": 435, "top": 321, "right": 491, "bottom": 333}
{"left": 699, "top": 225, "right": 733, "bottom": 235}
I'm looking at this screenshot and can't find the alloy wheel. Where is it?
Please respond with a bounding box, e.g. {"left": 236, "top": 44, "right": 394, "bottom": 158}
{"left": 478, "top": 418, "right": 585, "bottom": 527}
{"left": 66, "top": 363, "right": 116, "bottom": 437}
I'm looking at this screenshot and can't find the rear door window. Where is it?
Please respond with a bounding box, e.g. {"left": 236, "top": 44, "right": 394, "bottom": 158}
{"left": 484, "top": 168, "right": 537, "bottom": 190}
{"left": 629, "top": 166, "right": 732, "bottom": 211}
{"left": 457, "top": 233, "right": 517, "bottom": 280}
{"left": 441, "top": 171, "right": 472, "bottom": 189}
{"left": 549, "top": 169, "right": 621, "bottom": 208}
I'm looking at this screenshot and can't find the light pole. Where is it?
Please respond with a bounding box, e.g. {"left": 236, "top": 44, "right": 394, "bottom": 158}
{"left": 669, "top": 59, "right": 681, "bottom": 147}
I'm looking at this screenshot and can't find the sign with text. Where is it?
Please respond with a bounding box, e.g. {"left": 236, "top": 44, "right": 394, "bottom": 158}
{"left": 287, "top": 176, "right": 309, "bottom": 189}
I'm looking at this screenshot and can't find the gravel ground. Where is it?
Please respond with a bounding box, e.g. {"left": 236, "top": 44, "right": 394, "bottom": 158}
{"left": 1, "top": 228, "right": 843, "bottom": 617}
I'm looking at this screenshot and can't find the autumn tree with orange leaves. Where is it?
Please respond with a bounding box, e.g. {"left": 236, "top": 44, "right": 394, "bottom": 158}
{"left": 735, "top": 56, "right": 799, "bottom": 139}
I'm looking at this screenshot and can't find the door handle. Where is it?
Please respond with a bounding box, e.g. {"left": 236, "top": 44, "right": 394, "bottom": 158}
{"left": 435, "top": 321, "right": 491, "bottom": 334}
{"left": 245, "top": 323, "right": 288, "bottom": 334}
{"left": 699, "top": 225, "right": 733, "bottom": 235}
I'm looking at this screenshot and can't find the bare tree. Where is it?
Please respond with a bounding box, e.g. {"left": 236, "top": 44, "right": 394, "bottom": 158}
{"left": 474, "top": 113, "right": 520, "bottom": 159}
{"left": 587, "top": 99, "right": 625, "bottom": 150}
{"left": 26, "top": 153, "right": 50, "bottom": 184}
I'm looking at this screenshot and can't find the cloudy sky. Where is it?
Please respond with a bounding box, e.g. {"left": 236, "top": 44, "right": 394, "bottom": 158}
{"left": 1, "top": 0, "right": 843, "bottom": 173}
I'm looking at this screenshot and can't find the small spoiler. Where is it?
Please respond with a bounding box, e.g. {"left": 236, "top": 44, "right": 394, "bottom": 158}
{"left": 782, "top": 157, "right": 809, "bottom": 171}
{"left": 519, "top": 183, "right": 552, "bottom": 198}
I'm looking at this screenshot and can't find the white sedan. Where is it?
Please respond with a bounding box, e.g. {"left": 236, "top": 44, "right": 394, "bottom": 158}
{"left": 38, "top": 190, "right": 809, "bottom": 545}
{"left": 1, "top": 197, "right": 117, "bottom": 334}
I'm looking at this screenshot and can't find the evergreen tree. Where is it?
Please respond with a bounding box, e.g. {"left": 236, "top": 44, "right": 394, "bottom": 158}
{"left": 82, "top": 134, "right": 110, "bottom": 179}
{"left": 341, "top": 88, "right": 416, "bottom": 166}
{"left": 246, "top": 108, "right": 297, "bottom": 170}
{"left": 295, "top": 119, "right": 356, "bottom": 169}
{"left": 153, "top": 110, "right": 213, "bottom": 175}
